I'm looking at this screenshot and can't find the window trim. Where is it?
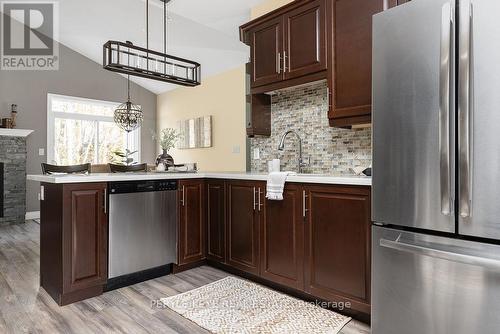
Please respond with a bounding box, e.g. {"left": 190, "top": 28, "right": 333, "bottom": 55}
{"left": 47, "top": 93, "right": 141, "bottom": 165}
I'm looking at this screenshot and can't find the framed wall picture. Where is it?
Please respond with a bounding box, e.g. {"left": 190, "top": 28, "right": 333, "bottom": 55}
{"left": 177, "top": 115, "right": 212, "bottom": 149}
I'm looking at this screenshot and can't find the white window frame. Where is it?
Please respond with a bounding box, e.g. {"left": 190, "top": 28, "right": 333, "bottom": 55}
{"left": 47, "top": 93, "right": 141, "bottom": 165}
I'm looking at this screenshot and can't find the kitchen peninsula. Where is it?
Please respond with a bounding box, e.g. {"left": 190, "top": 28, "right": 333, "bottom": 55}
{"left": 27, "top": 173, "right": 372, "bottom": 318}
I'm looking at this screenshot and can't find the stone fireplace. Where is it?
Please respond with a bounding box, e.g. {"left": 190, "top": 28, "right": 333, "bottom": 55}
{"left": 0, "top": 162, "right": 3, "bottom": 218}
{"left": 0, "top": 129, "right": 33, "bottom": 225}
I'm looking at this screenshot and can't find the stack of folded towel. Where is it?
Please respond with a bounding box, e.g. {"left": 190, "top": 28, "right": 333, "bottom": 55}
{"left": 266, "top": 171, "right": 296, "bottom": 201}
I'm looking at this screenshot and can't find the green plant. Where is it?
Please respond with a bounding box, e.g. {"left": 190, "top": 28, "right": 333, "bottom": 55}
{"left": 111, "top": 149, "right": 138, "bottom": 166}
{"left": 152, "top": 128, "right": 180, "bottom": 152}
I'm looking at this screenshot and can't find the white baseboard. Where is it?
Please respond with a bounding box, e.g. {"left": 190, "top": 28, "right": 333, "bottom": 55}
{"left": 25, "top": 211, "right": 40, "bottom": 220}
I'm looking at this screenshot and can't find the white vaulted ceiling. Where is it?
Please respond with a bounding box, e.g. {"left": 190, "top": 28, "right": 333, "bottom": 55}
{"left": 55, "top": 0, "right": 263, "bottom": 93}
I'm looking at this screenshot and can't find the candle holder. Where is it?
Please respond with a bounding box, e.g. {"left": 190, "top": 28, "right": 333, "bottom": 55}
{"left": 1, "top": 118, "right": 13, "bottom": 129}
{"left": 10, "top": 104, "right": 17, "bottom": 128}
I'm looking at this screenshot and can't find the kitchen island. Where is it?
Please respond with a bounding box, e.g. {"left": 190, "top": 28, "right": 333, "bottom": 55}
{"left": 27, "top": 172, "right": 372, "bottom": 317}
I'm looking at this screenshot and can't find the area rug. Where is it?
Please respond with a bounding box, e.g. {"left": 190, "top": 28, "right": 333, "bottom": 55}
{"left": 160, "top": 276, "right": 351, "bottom": 334}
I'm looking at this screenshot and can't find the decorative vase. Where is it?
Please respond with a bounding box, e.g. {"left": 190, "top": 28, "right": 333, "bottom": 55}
{"left": 156, "top": 149, "right": 174, "bottom": 168}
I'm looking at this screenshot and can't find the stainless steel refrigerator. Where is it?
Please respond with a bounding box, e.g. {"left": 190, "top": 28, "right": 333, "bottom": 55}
{"left": 372, "top": 0, "right": 500, "bottom": 333}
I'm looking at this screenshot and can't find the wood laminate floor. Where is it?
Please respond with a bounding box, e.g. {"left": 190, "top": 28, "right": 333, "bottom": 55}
{"left": 0, "top": 221, "right": 370, "bottom": 334}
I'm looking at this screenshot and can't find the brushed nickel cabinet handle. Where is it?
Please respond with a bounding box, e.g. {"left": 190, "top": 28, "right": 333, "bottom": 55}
{"left": 181, "top": 185, "right": 185, "bottom": 206}
{"left": 258, "top": 188, "right": 263, "bottom": 212}
{"left": 303, "top": 190, "right": 308, "bottom": 218}
{"left": 253, "top": 187, "right": 256, "bottom": 211}
{"left": 283, "top": 51, "right": 288, "bottom": 73}
{"left": 103, "top": 188, "right": 107, "bottom": 214}
{"left": 277, "top": 52, "right": 281, "bottom": 74}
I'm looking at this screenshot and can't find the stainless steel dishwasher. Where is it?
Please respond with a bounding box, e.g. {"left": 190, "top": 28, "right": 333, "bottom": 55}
{"left": 107, "top": 179, "right": 177, "bottom": 290}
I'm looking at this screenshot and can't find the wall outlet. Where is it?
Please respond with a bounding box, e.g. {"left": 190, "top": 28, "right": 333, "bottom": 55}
{"left": 38, "top": 148, "right": 45, "bottom": 156}
{"left": 253, "top": 147, "right": 260, "bottom": 160}
{"left": 232, "top": 146, "right": 241, "bottom": 154}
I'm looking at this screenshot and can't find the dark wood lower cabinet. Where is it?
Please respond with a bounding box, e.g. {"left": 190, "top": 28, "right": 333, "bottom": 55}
{"left": 303, "top": 185, "right": 371, "bottom": 314}
{"left": 226, "top": 181, "right": 263, "bottom": 275}
{"left": 40, "top": 182, "right": 108, "bottom": 305}
{"left": 222, "top": 181, "right": 370, "bottom": 315}
{"left": 39, "top": 177, "right": 370, "bottom": 315}
{"left": 261, "top": 184, "right": 304, "bottom": 290}
{"left": 178, "top": 180, "right": 206, "bottom": 266}
{"left": 206, "top": 180, "right": 226, "bottom": 262}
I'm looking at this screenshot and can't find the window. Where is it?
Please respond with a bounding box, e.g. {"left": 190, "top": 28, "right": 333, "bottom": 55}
{"left": 47, "top": 94, "right": 140, "bottom": 165}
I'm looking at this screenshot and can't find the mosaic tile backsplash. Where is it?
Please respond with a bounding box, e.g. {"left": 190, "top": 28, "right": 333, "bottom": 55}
{"left": 250, "top": 81, "right": 372, "bottom": 175}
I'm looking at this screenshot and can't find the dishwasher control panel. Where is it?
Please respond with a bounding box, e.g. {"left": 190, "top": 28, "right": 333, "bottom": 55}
{"left": 109, "top": 180, "right": 178, "bottom": 194}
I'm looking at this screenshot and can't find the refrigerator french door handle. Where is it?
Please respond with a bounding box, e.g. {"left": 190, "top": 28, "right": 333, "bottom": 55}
{"left": 380, "top": 237, "right": 500, "bottom": 272}
{"left": 459, "top": 0, "right": 473, "bottom": 218}
{"left": 439, "top": 2, "right": 453, "bottom": 216}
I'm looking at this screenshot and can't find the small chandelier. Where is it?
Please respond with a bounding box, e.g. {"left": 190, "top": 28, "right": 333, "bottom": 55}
{"left": 115, "top": 63, "right": 143, "bottom": 132}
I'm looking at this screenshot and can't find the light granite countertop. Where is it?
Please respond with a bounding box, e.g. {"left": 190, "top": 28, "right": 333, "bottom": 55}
{"left": 27, "top": 172, "right": 371, "bottom": 186}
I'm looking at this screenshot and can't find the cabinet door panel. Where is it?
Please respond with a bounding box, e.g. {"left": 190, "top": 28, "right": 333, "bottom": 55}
{"left": 179, "top": 180, "right": 205, "bottom": 265}
{"left": 227, "top": 181, "right": 260, "bottom": 275}
{"left": 304, "top": 185, "right": 371, "bottom": 313}
{"left": 251, "top": 17, "right": 283, "bottom": 87}
{"left": 285, "top": 0, "right": 327, "bottom": 80}
{"left": 207, "top": 180, "right": 225, "bottom": 262}
{"left": 328, "top": 0, "right": 384, "bottom": 125}
{"left": 261, "top": 184, "right": 304, "bottom": 290}
{"left": 63, "top": 183, "right": 107, "bottom": 292}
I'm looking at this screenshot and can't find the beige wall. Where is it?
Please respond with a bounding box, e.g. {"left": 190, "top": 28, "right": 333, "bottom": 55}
{"left": 157, "top": 66, "right": 247, "bottom": 171}
{"left": 251, "top": 0, "right": 294, "bottom": 19}
{"left": 156, "top": 0, "right": 294, "bottom": 172}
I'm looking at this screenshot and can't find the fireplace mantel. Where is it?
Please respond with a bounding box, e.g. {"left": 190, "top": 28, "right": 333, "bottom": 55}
{"left": 0, "top": 129, "right": 34, "bottom": 137}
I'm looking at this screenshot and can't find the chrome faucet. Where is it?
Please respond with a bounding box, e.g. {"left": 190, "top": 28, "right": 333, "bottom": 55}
{"left": 277, "top": 130, "right": 309, "bottom": 173}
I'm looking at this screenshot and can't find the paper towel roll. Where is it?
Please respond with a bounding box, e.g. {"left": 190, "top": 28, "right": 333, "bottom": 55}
{"left": 272, "top": 159, "right": 280, "bottom": 172}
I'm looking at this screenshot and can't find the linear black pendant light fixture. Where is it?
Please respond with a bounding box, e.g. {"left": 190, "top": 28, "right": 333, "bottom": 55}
{"left": 103, "top": 0, "right": 201, "bottom": 87}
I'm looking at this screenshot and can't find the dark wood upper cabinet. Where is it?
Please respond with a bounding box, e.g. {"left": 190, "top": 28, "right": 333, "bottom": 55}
{"left": 284, "top": 0, "right": 327, "bottom": 80}
{"left": 327, "top": 0, "right": 385, "bottom": 127}
{"left": 303, "top": 185, "right": 371, "bottom": 314}
{"left": 261, "top": 184, "right": 304, "bottom": 290}
{"left": 242, "top": 0, "right": 327, "bottom": 92}
{"left": 226, "top": 181, "right": 263, "bottom": 275}
{"left": 246, "top": 61, "right": 272, "bottom": 137}
{"left": 241, "top": 0, "right": 386, "bottom": 131}
{"left": 178, "top": 179, "right": 206, "bottom": 265}
{"left": 206, "top": 180, "right": 226, "bottom": 263}
{"left": 250, "top": 17, "right": 283, "bottom": 88}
